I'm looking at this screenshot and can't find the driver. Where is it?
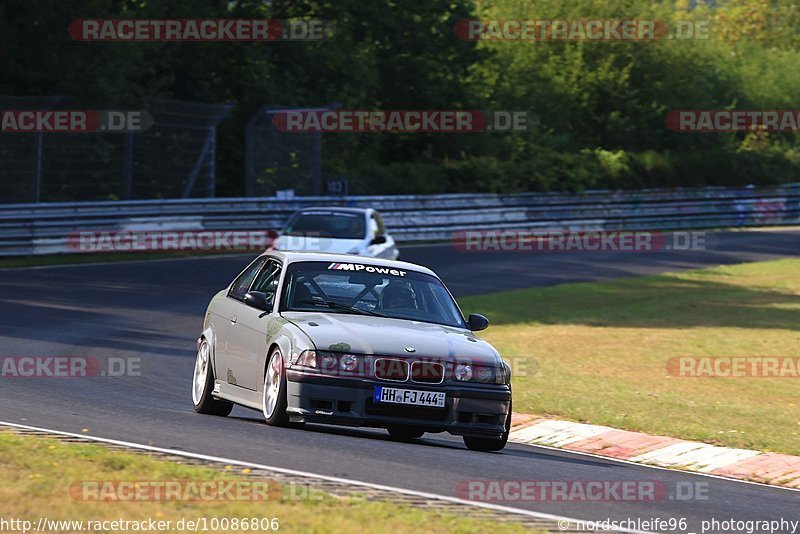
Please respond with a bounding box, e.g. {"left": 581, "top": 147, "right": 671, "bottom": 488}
{"left": 379, "top": 283, "right": 417, "bottom": 310}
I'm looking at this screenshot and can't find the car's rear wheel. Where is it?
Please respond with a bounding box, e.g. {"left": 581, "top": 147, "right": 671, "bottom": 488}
{"left": 387, "top": 425, "right": 425, "bottom": 441}
{"left": 463, "top": 402, "right": 511, "bottom": 452}
{"left": 192, "top": 338, "right": 233, "bottom": 416}
{"left": 263, "top": 348, "right": 290, "bottom": 426}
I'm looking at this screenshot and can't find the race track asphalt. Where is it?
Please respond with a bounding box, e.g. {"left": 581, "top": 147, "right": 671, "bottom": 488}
{"left": 0, "top": 228, "right": 798, "bottom": 532}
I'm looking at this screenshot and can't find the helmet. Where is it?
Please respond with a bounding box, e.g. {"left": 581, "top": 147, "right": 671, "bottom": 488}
{"left": 379, "top": 284, "right": 417, "bottom": 310}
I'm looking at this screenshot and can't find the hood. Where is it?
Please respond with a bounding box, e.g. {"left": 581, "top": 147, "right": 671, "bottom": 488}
{"left": 274, "top": 235, "right": 364, "bottom": 254}
{"left": 281, "top": 312, "right": 500, "bottom": 366}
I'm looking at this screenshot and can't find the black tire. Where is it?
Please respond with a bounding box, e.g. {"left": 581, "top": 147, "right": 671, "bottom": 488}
{"left": 387, "top": 425, "right": 425, "bottom": 441}
{"left": 192, "top": 339, "right": 234, "bottom": 416}
{"left": 262, "top": 348, "right": 290, "bottom": 426}
{"left": 463, "top": 402, "right": 511, "bottom": 452}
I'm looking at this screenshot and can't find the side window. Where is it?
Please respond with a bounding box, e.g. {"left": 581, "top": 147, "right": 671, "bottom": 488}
{"left": 251, "top": 260, "right": 282, "bottom": 305}
{"left": 372, "top": 213, "right": 386, "bottom": 235}
{"left": 228, "top": 258, "right": 266, "bottom": 302}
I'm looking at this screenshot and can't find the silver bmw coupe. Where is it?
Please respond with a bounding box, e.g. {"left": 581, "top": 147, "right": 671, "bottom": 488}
{"left": 192, "top": 252, "right": 512, "bottom": 451}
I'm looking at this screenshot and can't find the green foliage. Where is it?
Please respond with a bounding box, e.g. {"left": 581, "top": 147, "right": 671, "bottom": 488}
{"left": 2, "top": 0, "right": 800, "bottom": 196}
{"left": 459, "top": 0, "right": 800, "bottom": 192}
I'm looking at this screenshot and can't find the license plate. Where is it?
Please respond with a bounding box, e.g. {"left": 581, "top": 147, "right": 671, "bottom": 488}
{"left": 373, "top": 386, "right": 445, "bottom": 408}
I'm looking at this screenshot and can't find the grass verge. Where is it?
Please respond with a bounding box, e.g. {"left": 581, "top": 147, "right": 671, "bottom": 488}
{"left": 0, "top": 431, "right": 533, "bottom": 534}
{"left": 460, "top": 258, "right": 800, "bottom": 455}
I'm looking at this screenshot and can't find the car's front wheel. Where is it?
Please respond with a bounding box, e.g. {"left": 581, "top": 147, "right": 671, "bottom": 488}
{"left": 463, "top": 403, "right": 511, "bottom": 452}
{"left": 262, "top": 348, "right": 290, "bottom": 426}
{"left": 192, "top": 338, "right": 233, "bottom": 416}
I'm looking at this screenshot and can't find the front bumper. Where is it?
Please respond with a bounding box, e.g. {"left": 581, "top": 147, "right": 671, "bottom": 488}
{"left": 285, "top": 370, "right": 511, "bottom": 438}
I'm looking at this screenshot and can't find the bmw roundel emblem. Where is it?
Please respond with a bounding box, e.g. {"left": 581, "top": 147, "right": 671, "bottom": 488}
{"left": 404, "top": 346, "right": 416, "bottom": 353}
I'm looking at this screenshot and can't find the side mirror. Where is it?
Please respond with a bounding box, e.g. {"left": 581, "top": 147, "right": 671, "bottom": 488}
{"left": 467, "top": 313, "right": 489, "bottom": 332}
{"left": 370, "top": 235, "right": 387, "bottom": 245}
{"left": 244, "top": 291, "right": 272, "bottom": 312}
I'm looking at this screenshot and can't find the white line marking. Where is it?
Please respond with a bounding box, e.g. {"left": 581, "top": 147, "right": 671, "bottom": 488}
{"left": 0, "top": 253, "right": 257, "bottom": 272}
{"left": 0, "top": 420, "right": 652, "bottom": 534}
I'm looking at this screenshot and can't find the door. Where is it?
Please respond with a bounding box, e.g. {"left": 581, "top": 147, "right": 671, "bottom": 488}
{"left": 221, "top": 257, "right": 266, "bottom": 389}
{"left": 226, "top": 259, "right": 282, "bottom": 390}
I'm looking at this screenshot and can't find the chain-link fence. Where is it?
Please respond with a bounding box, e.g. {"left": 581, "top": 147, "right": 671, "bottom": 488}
{"left": 0, "top": 97, "right": 232, "bottom": 203}
{"left": 245, "top": 105, "right": 333, "bottom": 197}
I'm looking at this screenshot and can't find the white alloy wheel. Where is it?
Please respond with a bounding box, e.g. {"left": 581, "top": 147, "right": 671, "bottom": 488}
{"left": 192, "top": 340, "right": 210, "bottom": 406}
{"left": 263, "top": 352, "right": 283, "bottom": 419}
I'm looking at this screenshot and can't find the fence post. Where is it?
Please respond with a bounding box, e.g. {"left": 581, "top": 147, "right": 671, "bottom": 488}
{"left": 123, "top": 132, "right": 134, "bottom": 200}
{"left": 209, "top": 126, "right": 217, "bottom": 197}
{"left": 33, "top": 133, "right": 43, "bottom": 203}
{"left": 311, "top": 130, "right": 322, "bottom": 195}
{"left": 245, "top": 113, "right": 257, "bottom": 197}
{"left": 182, "top": 127, "right": 215, "bottom": 198}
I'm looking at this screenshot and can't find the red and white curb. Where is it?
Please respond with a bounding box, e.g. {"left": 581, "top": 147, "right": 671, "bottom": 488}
{"left": 509, "top": 414, "right": 800, "bottom": 489}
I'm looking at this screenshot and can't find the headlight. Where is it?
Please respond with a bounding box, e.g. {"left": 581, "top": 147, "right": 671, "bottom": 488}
{"left": 340, "top": 354, "right": 359, "bottom": 372}
{"left": 454, "top": 364, "right": 473, "bottom": 381}
{"left": 474, "top": 366, "right": 493, "bottom": 382}
{"left": 296, "top": 350, "right": 317, "bottom": 368}
{"left": 454, "top": 362, "right": 505, "bottom": 383}
{"left": 320, "top": 353, "right": 338, "bottom": 370}
{"left": 296, "top": 350, "right": 364, "bottom": 376}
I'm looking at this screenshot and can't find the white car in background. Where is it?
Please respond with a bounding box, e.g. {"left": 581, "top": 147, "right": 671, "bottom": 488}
{"left": 272, "top": 207, "right": 400, "bottom": 259}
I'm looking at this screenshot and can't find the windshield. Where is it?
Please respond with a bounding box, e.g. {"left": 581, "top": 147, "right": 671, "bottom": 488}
{"left": 283, "top": 211, "right": 366, "bottom": 239}
{"left": 280, "top": 261, "right": 466, "bottom": 328}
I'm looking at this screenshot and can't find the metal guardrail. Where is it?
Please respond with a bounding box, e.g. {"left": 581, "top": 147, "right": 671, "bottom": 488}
{"left": 1, "top": 184, "right": 799, "bottom": 255}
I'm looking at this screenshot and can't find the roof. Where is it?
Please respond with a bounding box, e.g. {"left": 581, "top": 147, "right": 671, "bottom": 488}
{"left": 265, "top": 250, "right": 437, "bottom": 277}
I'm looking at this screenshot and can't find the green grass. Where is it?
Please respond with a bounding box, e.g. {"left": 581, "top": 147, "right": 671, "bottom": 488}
{"left": 460, "top": 258, "right": 800, "bottom": 455}
{"left": 0, "top": 431, "right": 534, "bottom": 534}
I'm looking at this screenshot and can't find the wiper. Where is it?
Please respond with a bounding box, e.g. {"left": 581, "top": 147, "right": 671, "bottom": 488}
{"left": 296, "top": 299, "right": 388, "bottom": 318}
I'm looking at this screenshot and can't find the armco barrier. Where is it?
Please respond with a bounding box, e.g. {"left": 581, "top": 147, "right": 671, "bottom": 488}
{"left": 0, "top": 184, "right": 799, "bottom": 255}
